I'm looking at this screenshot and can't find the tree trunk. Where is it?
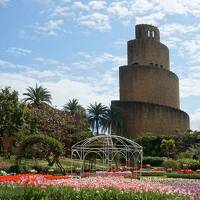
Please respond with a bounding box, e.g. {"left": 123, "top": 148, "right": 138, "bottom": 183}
{"left": 96, "top": 119, "right": 99, "bottom": 135}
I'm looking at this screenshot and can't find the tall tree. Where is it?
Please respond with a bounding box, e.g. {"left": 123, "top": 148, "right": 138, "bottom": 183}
{"left": 87, "top": 102, "right": 107, "bottom": 135}
{"left": 63, "top": 98, "right": 83, "bottom": 116}
{"left": 0, "top": 87, "right": 30, "bottom": 157}
{"left": 63, "top": 98, "right": 89, "bottom": 134}
{"left": 102, "top": 105, "right": 123, "bottom": 134}
{"left": 23, "top": 84, "right": 52, "bottom": 106}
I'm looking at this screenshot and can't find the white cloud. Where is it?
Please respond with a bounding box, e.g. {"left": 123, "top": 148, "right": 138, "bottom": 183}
{"left": 88, "top": 1, "right": 107, "bottom": 10}
{"left": 51, "top": 6, "right": 69, "bottom": 17}
{"left": 160, "top": 23, "right": 200, "bottom": 38}
{"left": 190, "top": 109, "right": 200, "bottom": 131}
{"left": 130, "top": 0, "right": 154, "bottom": 14}
{"left": 73, "top": 1, "right": 89, "bottom": 10}
{"left": 0, "top": 51, "right": 123, "bottom": 107}
{"left": 33, "top": 19, "right": 64, "bottom": 36}
{"left": 77, "top": 13, "right": 111, "bottom": 31}
{"left": 29, "top": 0, "right": 200, "bottom": 34}
{"left": 181, "top": 0, "right": 200, "bottom": 17}
{"left": 72, "top": 52, "right": 126, "bottom": 70}
{"left": 0, "top": 69, "right": 118, "bottom": 108}
{"left": 136, "top": 12, "right": 165, "bottom": 25}
{"left": 0, "top": 59, "right": 29, "bottom": 70}
{"left": 0, "top": 0, "right": 9, "bottom": 7}
{"left": 154, "top": 0, "right": 187, "bottom": 15}
{"left": 7, "top": 47, "right": 32, "bottom": 56}
{"left": 180, "top": 78, "right": 200, "bottom": 98}
{"left": 107, "top": 1, "right": 131, "bottom": 19}
{"left": 34, "top": 57, "right": 69, "bottom": 70}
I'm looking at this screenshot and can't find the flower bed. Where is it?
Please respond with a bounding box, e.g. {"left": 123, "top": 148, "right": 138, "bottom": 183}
{"left": 176, "top": 170, "right": 196, "bottom": 174}
{"left": 0, "top": 174, "right": 198, "bottom": 199}
{"left": 0, "top": 174, "right": 70, "bottom": 186}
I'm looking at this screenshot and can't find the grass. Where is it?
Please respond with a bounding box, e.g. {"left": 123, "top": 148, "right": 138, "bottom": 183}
{"left": 0, "top": 156, "right": 109, "bottom": 174}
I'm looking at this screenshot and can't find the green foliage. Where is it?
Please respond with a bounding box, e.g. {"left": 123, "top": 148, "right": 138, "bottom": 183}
{"left": 23, "top": 84, "right": 52, "bottom": 106}
{"left": 64, "top": 99, "right": 83, "bottom": 116}
{"left": 160, "top": 139, "right": 176, "bottom": 158}
{"left": 63, "top": 99, "right": 90, "bottom": 140}
{"left": 143, "top": 157, "right": 164, "bottom": 166}
{"left": 177, "top": 159, "right": 200, "bottom": 170}
{"left": 0, "top": 87, "right": 31, "bottom": 137}
{"left": 166, "top": 173, "right": 200, "bottom": 179}
{"left": 136, "top": 135, "right": 164, "bottom": 157}
{"left": 0, "top": 87, "right": 31, "bottom": 157}
{"left": 178, "top": 151, "right": 192, "bottom": 159}
{"left": 87, "top": 102, "right": 107, "bottom": 135}
{"left": 141, "top": 171, "right": 165, "bottom": 176}
{"left": 0, "top": 186, "right": 189, "bottom": 200}
{"left": 101, "top": 105, "right": 123, "bottom": 135}
{"left": 136, "top": 132, "right": 200, "bottom": 158}
{"left": 8, "top": 165, "right": 21, "bottom": 173}
{"left": 17, "top": 134, "right": 64, "bottom": 167}
{"left": 186, "top": 144, "right": 200, "bottom": 159}
{"left": 163, "top": 159, "right": 178, "bottom": 170}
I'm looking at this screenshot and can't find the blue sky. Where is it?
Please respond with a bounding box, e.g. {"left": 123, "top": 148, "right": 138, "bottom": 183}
{"left": 0, "top": 0, "right": 200, "bottom": 130}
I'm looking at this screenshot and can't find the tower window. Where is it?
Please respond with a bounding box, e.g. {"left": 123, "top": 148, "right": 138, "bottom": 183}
{"left": 152, "top": 31, "right": 155, "bottom": 38}
{"left": 147, "top": 30, "right": 151, "bottom": 37}
{"left": 160, "top": 65, "right": 163, "bottom": 68}
{"left": 155, "top": 64, "right": 158, "bottom": 67}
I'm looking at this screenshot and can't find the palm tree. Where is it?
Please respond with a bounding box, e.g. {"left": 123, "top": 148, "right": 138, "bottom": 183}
{"left": 63, "top": 98, "right": 82, "bottom": 116}
{"left": 101, "top": 105, "right": 123, "bottom": 134}
{"left": 64, "top": 98, "right": 89, "bottom": 132}
{"left": 87, "top": 102, "right": 107, "bottom": 135}
{"left": 23, "top": 84, "right": 52, "bottom": 106}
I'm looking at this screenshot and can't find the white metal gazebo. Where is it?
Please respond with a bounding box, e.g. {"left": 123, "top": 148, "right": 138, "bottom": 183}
{"left": 71, "top": 134, "right": 143, "bottom": 177}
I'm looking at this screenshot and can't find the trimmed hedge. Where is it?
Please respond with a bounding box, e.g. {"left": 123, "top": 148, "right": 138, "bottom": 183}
{"left": 143, "top": 157, "right": 164, "bottom": 166}
{"left": 166, "top": 173, "right": 200, "bottom": 179}
{"left": 163, "top": 159, "right": 178, "bottom": 170}
{"left": 0, "top": 186, "right": 189, "bottom": 200}
{"left": 141, "top": 171, "right": 165, "bottom": 176}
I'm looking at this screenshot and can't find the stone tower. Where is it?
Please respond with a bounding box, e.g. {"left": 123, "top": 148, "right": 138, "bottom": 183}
{"left": 112, "top": 24, "right": 190, "bottom": 138}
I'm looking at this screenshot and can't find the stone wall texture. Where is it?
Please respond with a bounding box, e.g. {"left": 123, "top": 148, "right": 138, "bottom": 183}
{"left": 120, "top": 65, "right": 180, "bottom": 109}
{"left": 112, "top": 101, "right": 190, "bottom": 138}
{"left": 128, "top": 39, "right": 169, "bottom": 70}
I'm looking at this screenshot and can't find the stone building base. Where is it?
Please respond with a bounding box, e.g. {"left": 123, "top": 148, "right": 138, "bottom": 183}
{"left": 111, "top": 100, "right": 190, "bottom": 139}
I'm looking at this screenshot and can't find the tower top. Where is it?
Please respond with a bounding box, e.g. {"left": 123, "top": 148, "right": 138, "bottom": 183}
{"left": 128, "top": 24, "right": 169, "bottom": 69}
{"left": 135, "top": 24, "right": 160, "bottom": 42}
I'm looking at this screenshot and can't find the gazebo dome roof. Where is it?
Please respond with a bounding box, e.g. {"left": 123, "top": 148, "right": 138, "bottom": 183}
{"left": 72, "top": 134, "right": 142, "bottom": 150}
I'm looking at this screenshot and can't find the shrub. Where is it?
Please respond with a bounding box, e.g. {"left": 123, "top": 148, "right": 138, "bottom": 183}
{"left": 0, "top": 170, "right": 7, "bottom": 175}
{"left": 8, "top": 165, "right": 22, "bottom": 173}
{"left": 178, "top": 152, "right": 192, "bottom": 159}
{"left": 143, "top": 157, "right": 164, "bottom": 166}
{"left": 163, "top": 159, "right": 178, "bottom": 170}
{"left": 141, "top": 171, "right": 165, "bottom": 176}
{"left": 177, "top": 159, "right": 200, "bottom": 170}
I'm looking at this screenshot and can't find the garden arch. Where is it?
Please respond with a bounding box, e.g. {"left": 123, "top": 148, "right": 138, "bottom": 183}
{"left": 16, "top": 134, "right": 65, "bottom": 173}
{"left": 71, "top": 134, "right": 143, "bottom": 177}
